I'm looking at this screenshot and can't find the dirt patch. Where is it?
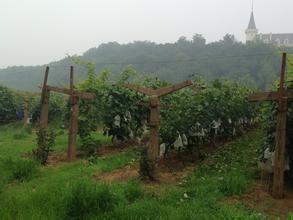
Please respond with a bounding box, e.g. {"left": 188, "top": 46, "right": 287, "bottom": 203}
{"left": 45, "top": 140, "right": 140, "bottom": 167}
{"left": 95, "top": 165, "right": 139, "bottom": 182}
{"left": 96, "top": 137, "right": 149, "bottom": 157}
{"left": 228, "top": 181, "right": 293, "bottom": 219}
{"left": 46, "top": 152, "right": 68, "bottom": 166}
{"left": 96, "top": 162, "right": 194, "bottom": 185}
{"left": 95, "top": 135, "right": 240, "bottom": 184}
{"left": 97, "top": 145, "right": 137, "bottom": 157}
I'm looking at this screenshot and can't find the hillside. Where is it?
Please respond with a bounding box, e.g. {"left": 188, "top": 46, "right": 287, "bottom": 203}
{"left": 0, "top": 34, "right": 291, "bottom": 92}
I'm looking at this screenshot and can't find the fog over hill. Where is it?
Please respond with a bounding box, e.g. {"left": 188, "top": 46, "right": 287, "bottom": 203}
{"left": 0, "top": 35, "right": 291, "bottom": 92}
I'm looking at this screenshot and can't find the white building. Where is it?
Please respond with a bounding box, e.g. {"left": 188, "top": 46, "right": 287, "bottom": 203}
{"left": 245, "top": 10, "right": 293, "bottom": 47}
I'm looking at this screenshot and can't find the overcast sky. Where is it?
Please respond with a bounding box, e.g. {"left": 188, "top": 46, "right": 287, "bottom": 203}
{"left": 0, "top": 0, "right": 292, "bottom": 68}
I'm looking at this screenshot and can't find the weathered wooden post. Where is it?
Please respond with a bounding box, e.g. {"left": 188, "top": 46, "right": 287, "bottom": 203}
{"left": 39, "top": 66, "right": 95, "bottom": 161}
{"left": 125, "top": 80, "right": 193, "bottom": 162}
{"left": 272, "top": 53, "right": 288, "bottom": 199}
{"left": 23, "top": 97, "right": 29, "bottom": 127}
{"left": 149, "top": 95, "right": 160, "bottom": 159}
{"left": 67, "top": 66, "right": 79, "bottom": 160}
{"left": 39, "top": 67, "right": 50, "bottom": 129}
{"left": 248, "top": 53, "right": 292, "bottom": 199}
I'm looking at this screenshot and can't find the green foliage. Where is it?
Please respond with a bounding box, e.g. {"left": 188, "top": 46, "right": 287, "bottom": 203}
{"left": 0, "top": 85, "right": 18, "bottom": 124}
{"left": 260, "top": 102, "right": 277, "bottom": 154}
{"left": 76, "top": 60, "right": 110, "bottom": 145}
{"left": 31, "top": 93, "right": 67, "bottom": 125}
{"left": 80, "top": 136, "right": 101, "bottom": 157}
{"left": 124, "top": 179, "right": 143, "bottom": 202}
{"left": 103, "top": 66, "right": 149, "bottom": 142}
{"left": 76, "top": 66, "right": 256, "bottom": 156}
{"left": 24, "top": 124, "right": 33, "bottom": 134}
{"left": 4, "top": 158, "right": 38, "bottom": 182}
{"left": 12, "top": 126, "right": 32, "bottom": 140}
{"left": 159, "top": 79, "right": 257, "bottom": 153}
{"left": 260, "top": 54, "right": 293, "bottom": 179}
{"left": 104, "top": 84, "right": 148, "bottom": 141}
{"left": 33, "top": 128, "right": 56, "bottom": 165}
{"left": 77, "top": 64, "right": 149, "bottom": 144}
{"left": 2, "top": 38, "right": 292, "bottom": 92}
{"left": 287, "top": 54, "right": 293, "bottom": 83}
{"left": 65, "top": 180, "right": 117, "bottom": 219}
{"left": 218, "top": 171, "right": 249, "bottom": 196}
{"left": 12, "top": 130, "right": 28, "bottom": 140}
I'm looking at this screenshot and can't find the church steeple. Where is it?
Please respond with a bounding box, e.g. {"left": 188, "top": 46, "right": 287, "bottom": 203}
{"left": 245, "top": 1, "right": 258, "bottom": 42}
{"left": 247, "top": 11, "right": 257, "bottom": 30}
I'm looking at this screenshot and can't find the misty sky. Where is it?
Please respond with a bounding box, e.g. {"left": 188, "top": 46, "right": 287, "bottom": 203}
{"left": 0, "top": 0, "right": 292, "bottom": 68}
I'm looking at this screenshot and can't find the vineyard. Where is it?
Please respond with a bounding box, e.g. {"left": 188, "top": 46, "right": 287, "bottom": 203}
{"left": 0, "top": 54, "right": 293, "bottom": 219}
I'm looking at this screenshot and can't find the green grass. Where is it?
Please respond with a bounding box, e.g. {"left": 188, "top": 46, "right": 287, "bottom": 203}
{"left": 0, "top": 124, "right": 270, "bottom": 219}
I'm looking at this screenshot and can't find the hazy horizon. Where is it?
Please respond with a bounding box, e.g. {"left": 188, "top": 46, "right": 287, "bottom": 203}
{"left": 0, "top": 0, "right": 292, "bottom": 68}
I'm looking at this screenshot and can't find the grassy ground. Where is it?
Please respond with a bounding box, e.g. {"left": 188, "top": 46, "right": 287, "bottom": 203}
{"left": 0, "top": 124, "right": 287, "bottom": 219}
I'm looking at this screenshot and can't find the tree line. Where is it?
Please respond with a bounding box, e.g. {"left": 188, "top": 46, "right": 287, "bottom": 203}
{"left": 0, "top": 34, "right": 292, "bottom": 91}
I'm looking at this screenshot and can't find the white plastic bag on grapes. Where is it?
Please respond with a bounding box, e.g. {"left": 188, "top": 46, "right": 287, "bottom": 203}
{"left": 182, "top": 134, "right": 188, "bottom": 146}
{"left": 114, "top": 115, "right": 121, "bottom": 127}
{"left": 160, "top": 143, "right": 166, "bottom": 157}
{"left": 174, "top": 134, "right": 183, "bottom": 149}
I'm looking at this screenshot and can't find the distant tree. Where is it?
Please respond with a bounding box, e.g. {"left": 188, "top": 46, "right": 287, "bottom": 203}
{"left": 192, "top": 34, "right": 206, "bottom": 46}
{"left": 1, "top": 34, "right": 292, "bottom": 91}
{"left": 176, "top": 36, "right": 191, "bottom": 45}
{"left": 0, "top": 85, "right": 18, "bottom": 123}
{"left": 222, "top": 34, "right": 237, "bottom": 45}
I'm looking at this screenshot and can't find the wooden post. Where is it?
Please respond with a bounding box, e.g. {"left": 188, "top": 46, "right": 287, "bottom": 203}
{"left": 40, "top": 67, "right": 50, "bottom": 129}
{"left": 149, "top": 96, "right": 160, "bottom": 160}
{"left": 40, "top": 66, "right": 96, "bottom": 160}
{"left": 248, "top": 53, "right": 291, "bottom": 199}
{"left": 124, "top": 80, "right": 193, "bottom": 163}
{"left": 38, "top": 66, "right": 95, "bottom": 161}
{"left": 67, "top": 66, "right": 78, "bottom": 161}
{"left": 272, "top": 53, "right": 287, "bottom": 199}
{"left": 23, "top": 97, "right": 29, "bottom": 127}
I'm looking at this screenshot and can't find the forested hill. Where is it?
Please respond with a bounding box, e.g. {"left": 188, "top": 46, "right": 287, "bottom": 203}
{"left": 0, "top": 34, "right": 292, "bottom": 92}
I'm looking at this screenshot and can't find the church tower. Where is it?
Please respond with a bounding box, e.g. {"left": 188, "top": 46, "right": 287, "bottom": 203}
{"left": 245, "top": 5, "right": 258, "bottom": 42}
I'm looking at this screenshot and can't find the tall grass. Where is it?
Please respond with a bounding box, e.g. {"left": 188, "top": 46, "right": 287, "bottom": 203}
{"left": 0, "top": 126, "right": 272, "bottom": 219}
{"left": 65, "top": 180, "right": 118, "bottom": 219}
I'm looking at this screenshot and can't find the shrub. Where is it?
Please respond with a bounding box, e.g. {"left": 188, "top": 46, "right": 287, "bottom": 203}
{"left": 65, "top": 180, "right": 118, "bottom": 219}
{"left": 139, "top": 147, "right": 156, "bottom": 181}
{"left": 6, "top": 158, "right": 39, "bottom": 182}
{"left": 124, "top": 179, "right": 143, "bottom": 202}
{"left": 80, "top": 136, "right": 101, "bottom": 157}
{"left": 12, "top": 126, "right": 33, "bottom": 140}
{"left": 0, "top": 85, "right": 18, "bottom": 124}
{"left": 24, "top": 124, "right": 33, "bottom": 134}
{"left": 87, "top": 155, "right": 98, "bottom": 165}
{"left": 13, "top": 130, "right": 27, "bottom": 140}
{"left": 31, "top": 93, "right": 67, "bottom": 125}
{"left": 33, "top": 128, "right": 56, "bottom": 165}
{"left": 218, "top": 171, "right": 248, "bottom": 196}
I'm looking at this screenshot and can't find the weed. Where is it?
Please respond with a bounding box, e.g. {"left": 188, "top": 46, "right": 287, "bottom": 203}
{"left": 80, "top": 136, "right": 101, "bottom": 157}
{"left": 87, "top": 155, "right": 98, "bottom": 165}
{"left": 65, "top": 180, "right": 118, "bottom": 219}
{"left": 24, "top": 125, "right": 33, "bottom": 134}
{"left": 13, "top": 130, "right": 27, "bottom": 140}
{"left": 33, "top": 128, "right": 56, "bottom": 165}
{"left": 124, "top": 179, "right": 143, "bottom": 202}
{"left": 12, "top": 125, "right": 33, "bottom": 140}
{"left": 218, "top": 171, "right": 248, "bottom": 196}
{"left": 4, "top": 158, "right": 39, "bottom": 182}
